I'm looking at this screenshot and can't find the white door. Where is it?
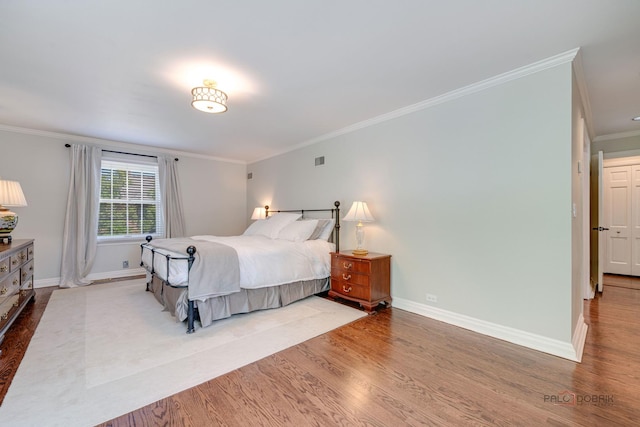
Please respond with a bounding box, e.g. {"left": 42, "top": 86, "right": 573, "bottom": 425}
{"left": 632, "top": 165, "right": 640, "bottom": 276}
{"left": 604, "top": 165, "right": 632, "bottom": 274}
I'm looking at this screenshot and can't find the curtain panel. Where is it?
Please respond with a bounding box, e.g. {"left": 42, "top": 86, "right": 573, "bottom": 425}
{"left": 158, "top": 155, "right": 186, "bottom": 238}
{"left": 59, "top": 144, "right": 102, "bottom": 288}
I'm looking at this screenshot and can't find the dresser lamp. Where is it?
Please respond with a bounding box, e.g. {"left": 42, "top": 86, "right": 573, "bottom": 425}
{"left": 343, "top": 201, "right": 375, "bottom": 256}
{"left": 251, "top": 207, "right": 266, "bottom": 220}
{"left": 0, "top": 179, "right": 28, "bottom": 243}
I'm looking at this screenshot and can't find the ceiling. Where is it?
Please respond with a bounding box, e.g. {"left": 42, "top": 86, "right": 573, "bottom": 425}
{"left": 1, "top": 1, "right": 639, "bottom": 163}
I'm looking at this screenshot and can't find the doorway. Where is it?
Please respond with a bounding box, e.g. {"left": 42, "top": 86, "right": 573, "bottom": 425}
{"left": 602, "top": 155, "right": 640, "bottom": 277}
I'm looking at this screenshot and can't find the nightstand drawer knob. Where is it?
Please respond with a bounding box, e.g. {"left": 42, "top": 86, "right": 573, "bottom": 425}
{"left": 0, "top": 287, "right": 7, "bottom": 295}
{"left": 342, "top": 273, "right": 351, "bottom": 281}
{"left": 342, "top": 285, "right": 352, "bottom": 293}
{"left": 343, "top": 262, "right": 352, "bottom": 269}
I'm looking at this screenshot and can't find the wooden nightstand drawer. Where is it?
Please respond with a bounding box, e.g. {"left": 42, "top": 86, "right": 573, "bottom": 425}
{"left": 331, "top": 254, "right": 371, "bottom": 274}
{"left": 331, "top": 279, "right": 371, "bottom": 300}
{"left": 331, "top": 270, "right": 370, "bottom": 286}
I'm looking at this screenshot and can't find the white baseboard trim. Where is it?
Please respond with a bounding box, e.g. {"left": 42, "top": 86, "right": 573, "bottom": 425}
{"left": 571, "top": 313, "right": 588, "bottom": 363}
{"left": 34, "top": 267, "right": 146, "bottom": 289}
{"left": 393, "top": 297, "right": 587, "bottom": 362}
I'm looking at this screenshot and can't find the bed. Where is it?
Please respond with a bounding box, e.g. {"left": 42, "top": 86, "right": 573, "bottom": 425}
{"left": 140, "top": 201, "right": 341, "bottom": 333}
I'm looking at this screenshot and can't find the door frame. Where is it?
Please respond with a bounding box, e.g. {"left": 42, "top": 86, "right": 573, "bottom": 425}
{"left": 594, "top": 150, "right": 640, "bottom": 290}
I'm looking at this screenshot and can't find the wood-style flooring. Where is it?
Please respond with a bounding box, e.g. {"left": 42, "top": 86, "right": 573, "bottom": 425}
{"left": 1, "top": 276, "right": 639, "bottom": 426}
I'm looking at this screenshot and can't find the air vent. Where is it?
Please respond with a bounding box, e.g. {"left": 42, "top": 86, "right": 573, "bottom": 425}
{"left": 315, "top": 156, "right": 325, "bottom": 166}
{"left": 247, "top": 172, "right": 253, "bottom": 180}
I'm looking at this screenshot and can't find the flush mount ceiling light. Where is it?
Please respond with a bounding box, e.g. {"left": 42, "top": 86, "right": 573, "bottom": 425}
{"left": 191, "top": 79, "right": 228, "bottom": 113}
{"left": 633, "top": 116, "right": 640, "bottom": 121}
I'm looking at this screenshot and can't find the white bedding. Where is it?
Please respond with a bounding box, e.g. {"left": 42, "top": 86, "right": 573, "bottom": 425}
{"left": 141, "top": 235, "right": 334, "bottom": 291}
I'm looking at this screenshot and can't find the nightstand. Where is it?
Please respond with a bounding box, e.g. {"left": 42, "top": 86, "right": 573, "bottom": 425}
{"left": 328, "top": 251, "right": 391, "bottom": 312}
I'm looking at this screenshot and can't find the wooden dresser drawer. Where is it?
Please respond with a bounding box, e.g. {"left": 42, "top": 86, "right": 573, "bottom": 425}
{"left": 0, "top": 270, "right": 21, "bottom": 305}
{"left": 0, "top": 294, "right": 20, "bottom": 326}
{"left": 21, "top": 276, "right": 33, "bottom": 291}
{"left": 21, "top": 259, "right": 34, "bottom": 282}
{"left": 10, "top": 249, "right": 27, "bottom": 271}
{"left": 0, "top": 256, "right": 9, "bottom": 275}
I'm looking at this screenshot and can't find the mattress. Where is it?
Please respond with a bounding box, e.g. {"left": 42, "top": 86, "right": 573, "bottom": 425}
{"left": 141, "top": 234, "right": 334, "bottom": 293}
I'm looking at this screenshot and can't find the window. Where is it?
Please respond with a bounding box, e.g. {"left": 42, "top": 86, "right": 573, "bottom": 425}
{"left": 98, "top": 159, "right": 163, "bottom": 241}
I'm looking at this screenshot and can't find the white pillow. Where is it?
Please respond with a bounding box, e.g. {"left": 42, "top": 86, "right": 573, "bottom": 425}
{"left": 242, "top": 219, "right": 273, "bottom": 237}
{"left": 243, "top": 212, "right": 302, "bottom": 238}
{"left": 278, "top": 219, "right": 318, "bottom": 242}
{"left": 316, "top": 218, "right": 336, "bottom": 241}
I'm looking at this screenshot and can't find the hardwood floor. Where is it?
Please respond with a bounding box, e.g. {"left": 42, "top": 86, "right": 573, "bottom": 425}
{"left": 2, "top": 280, "right": 640, "bottom": 426}
{"left": 0, "top": 286, "right": 54, "bottom": 406}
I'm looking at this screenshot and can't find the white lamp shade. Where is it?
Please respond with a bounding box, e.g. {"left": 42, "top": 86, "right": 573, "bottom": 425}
{"left": 343, "top": 201, "right": 374, "bottom": 222}
{"left": 0, "top": 180, "right": 27, "bottom": 207}
{"left": 251, "top": 207, "right": 266, "bottom": 220}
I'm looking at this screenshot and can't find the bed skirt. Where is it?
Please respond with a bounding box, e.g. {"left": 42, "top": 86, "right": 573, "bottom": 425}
{"left": 147, "top": 275, "right": 330, "bottom": 328}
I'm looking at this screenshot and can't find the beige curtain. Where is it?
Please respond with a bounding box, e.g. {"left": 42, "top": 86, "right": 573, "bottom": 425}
{"left": 158, "top": 155, "right": 186, "bottom": 238}
{"left": 59, "top": 144, "right": 102, "bottom": 288}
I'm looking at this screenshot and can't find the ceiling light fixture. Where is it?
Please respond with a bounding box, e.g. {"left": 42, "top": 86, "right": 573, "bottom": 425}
{"left": 633, "top": 116, "right": 640, "bottom": 121}
{"left": 191, "top": 79, "right": 228, "bottom": 113}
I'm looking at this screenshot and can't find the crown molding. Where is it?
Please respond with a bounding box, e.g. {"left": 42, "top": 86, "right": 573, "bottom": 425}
{"left": 593, "top": 129, "right": 640, "bottom": 143}
{"left": 0, "top": 124, "right": 246, "bottom": 165}
{"left": 250, "top": 48, "right": 580, "bottom": 164}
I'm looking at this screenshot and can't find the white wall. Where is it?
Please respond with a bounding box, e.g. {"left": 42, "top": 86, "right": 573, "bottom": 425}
{"left": 0, "top": 127, "right": 247, "bottom": 283}
{"left": 248, "top": 60, "right": 578, "bottom": 354}
{"left": 570, "top": 64, "right": 590, "bottom": 358}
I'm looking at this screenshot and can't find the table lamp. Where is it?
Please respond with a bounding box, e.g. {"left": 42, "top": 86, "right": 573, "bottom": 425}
{"left": 0, "top": 179, "right": 28, "bottom": 243}
{"left": 343, "top": 201, "right": 375, "bottom": 255}
{"left": 251, "top": 207, "right": 266, "bottom": 220}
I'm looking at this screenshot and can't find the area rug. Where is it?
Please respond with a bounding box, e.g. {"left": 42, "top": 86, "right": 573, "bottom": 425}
{"left": 0, "top": 279, "right": 366, "bottom": 426}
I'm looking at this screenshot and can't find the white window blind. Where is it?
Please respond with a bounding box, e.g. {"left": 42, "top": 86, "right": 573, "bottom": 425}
{"left": 98, "top": 158, "right": 164, "bottom": 241}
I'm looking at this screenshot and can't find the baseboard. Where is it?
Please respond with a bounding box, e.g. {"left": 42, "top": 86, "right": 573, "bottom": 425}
{"left": 571, "top": 313, "right": 588, "bottom": 363}
{"left": 393, "top": 297, "right": 586, "bottom": 362}
{"left": 34, "top": 267, "right": 146, "bottom": 288}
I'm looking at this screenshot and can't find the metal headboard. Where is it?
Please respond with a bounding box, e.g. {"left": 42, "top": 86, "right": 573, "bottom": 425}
{"left": 265, "top": 201, "right": 341, "bottom": 251}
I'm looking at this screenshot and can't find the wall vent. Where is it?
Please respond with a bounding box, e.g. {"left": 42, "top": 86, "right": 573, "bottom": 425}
{"left": 315, "top": 156, "right": 325, "bottom": 166}
{"left": 247, "top": 172, "right": 253, "bottom": 180}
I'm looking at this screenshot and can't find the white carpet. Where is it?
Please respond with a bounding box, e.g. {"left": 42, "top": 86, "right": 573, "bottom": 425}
{"left": 0, "top": 279, "right": 366, "bottom": 426}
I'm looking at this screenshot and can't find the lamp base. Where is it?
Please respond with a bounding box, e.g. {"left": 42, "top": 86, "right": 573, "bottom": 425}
{"left": 351, "top": 248, "right": 369, "bottom": 256}
{"left": 0, "top": 208, "right": 18, "bottom": 244}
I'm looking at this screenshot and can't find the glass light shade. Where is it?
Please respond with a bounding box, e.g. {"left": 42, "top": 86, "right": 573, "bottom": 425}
{"left": 251, "top": 207, "right": 266, "bottom": 220}
{"left": 191, "top": 85, "right": 228, "bottom": 113}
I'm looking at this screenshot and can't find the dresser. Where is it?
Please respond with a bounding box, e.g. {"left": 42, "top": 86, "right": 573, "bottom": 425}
{"left": 0, "top": 239, "right": 35, "bottom": 353}
{"left": 329, "top": 251, "right": 391, "bottom": 312}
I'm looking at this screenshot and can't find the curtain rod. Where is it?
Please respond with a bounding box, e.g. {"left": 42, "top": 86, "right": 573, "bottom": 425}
{"left": 64, "top": 144, "right": 178, "bottom": 161}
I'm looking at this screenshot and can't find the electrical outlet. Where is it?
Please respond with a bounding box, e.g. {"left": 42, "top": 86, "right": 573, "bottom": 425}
{"left": 426, "top": 293, "right": 438, "bottom": 303}
{"left": 122, "top": 260, "right": 129, "bottom": 268}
